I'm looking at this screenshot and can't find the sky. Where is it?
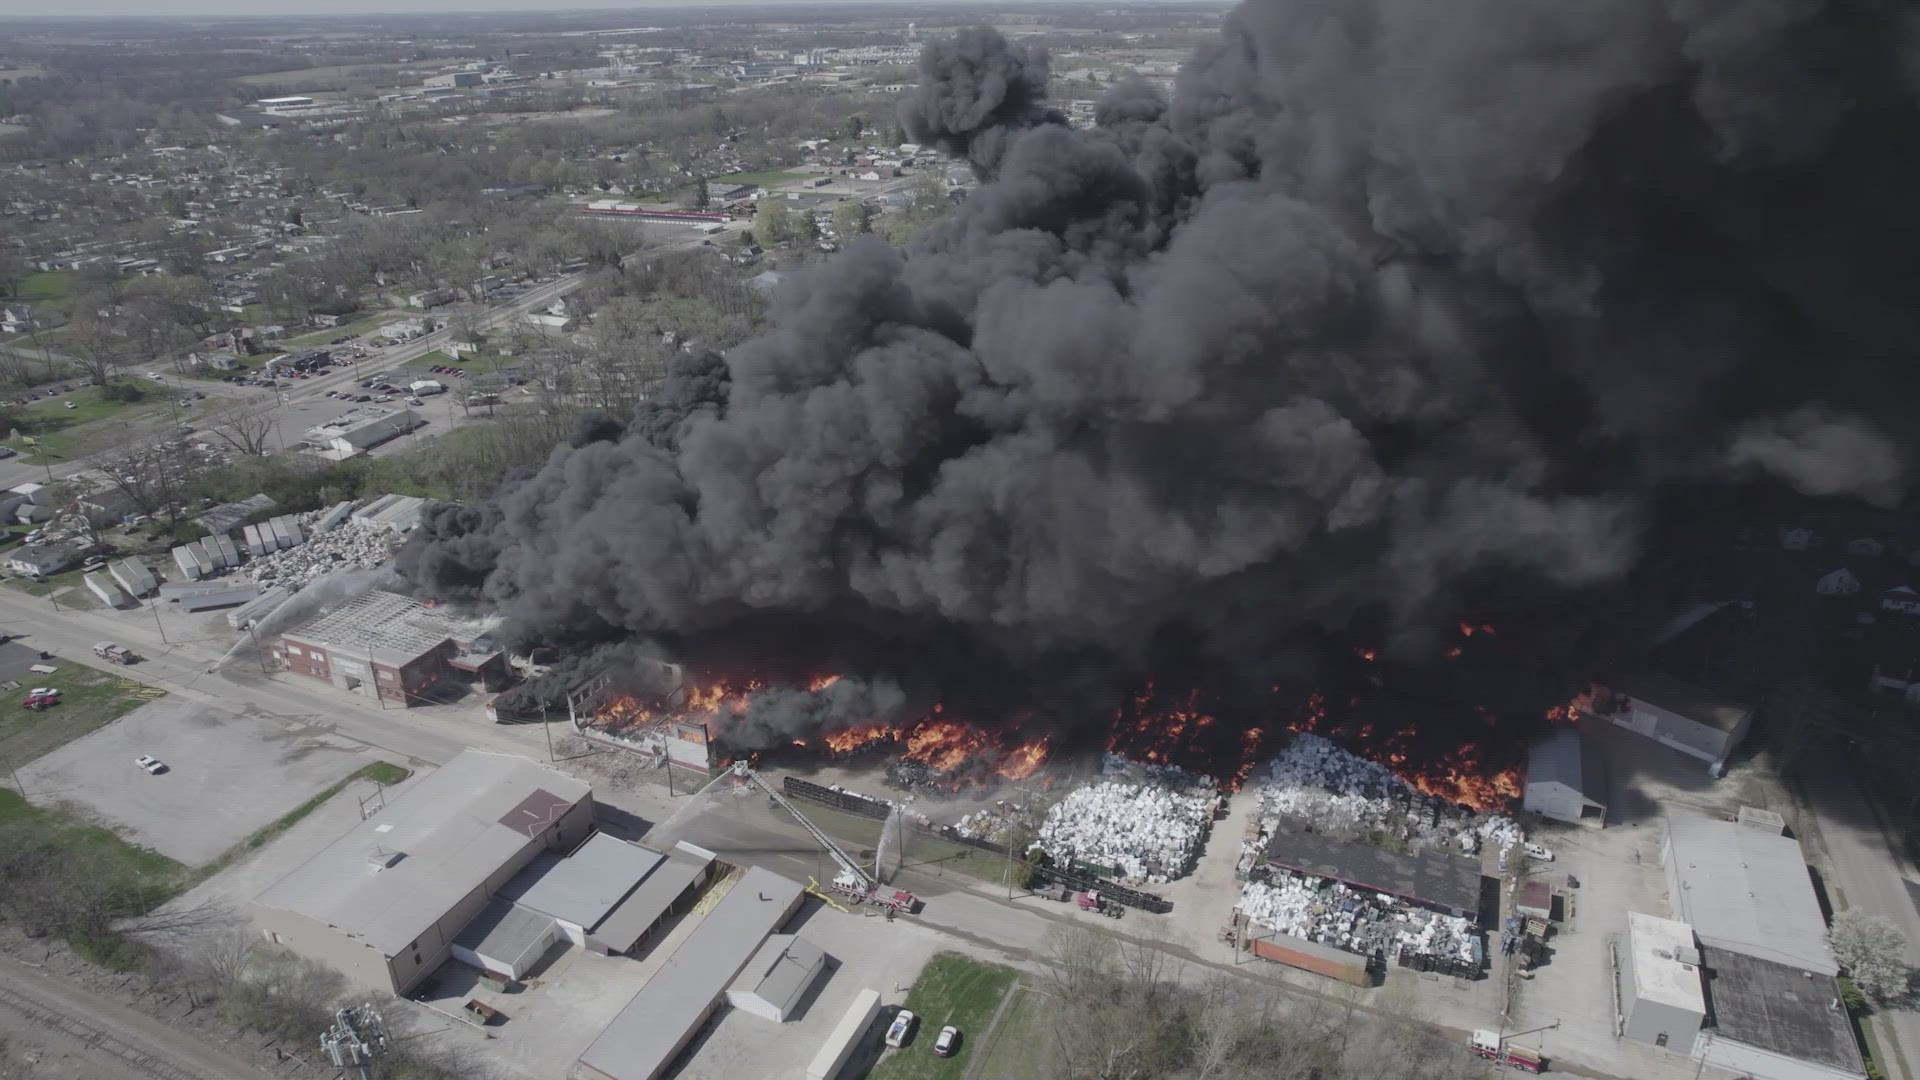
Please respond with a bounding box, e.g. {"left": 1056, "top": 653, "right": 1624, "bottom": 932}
{"left": 0, "top": 0, "right": 757, "bottom": 17}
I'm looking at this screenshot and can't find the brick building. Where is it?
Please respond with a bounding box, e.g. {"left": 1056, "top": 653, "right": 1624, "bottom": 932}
{"left": 274, "top": 590, "right": 505, "bottom": 706}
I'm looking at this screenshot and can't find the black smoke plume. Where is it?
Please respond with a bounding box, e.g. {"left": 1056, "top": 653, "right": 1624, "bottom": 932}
{"left": 401, "top": 4, "right": 1920, "bottom": 755}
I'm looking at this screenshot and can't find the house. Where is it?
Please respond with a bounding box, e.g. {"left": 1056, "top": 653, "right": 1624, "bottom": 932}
{"left": 7, "top": 544, "right": 77, "bottom": 577}
{"left": 1815, "top": 568, "right": 1861, "bottom": 596}
{"left": 310, "top": 313, "right": 345, "bottom": 328}
{"left": 190, "top": 351, "right": 243, "bottom": 371}
{"left": 447, "top": 338, "right": 483, "bottom": 356}
{"left": 407, "top": 288, "right": 454, "bottom": 310}
{"left": 0, "top": 304, "right": 55, "bottom": 335}
{"left": 380, "top": 318, "right": 432, "bottom": 342}
{"left": 522, "top": 312, "right": 577, "bottom": 332}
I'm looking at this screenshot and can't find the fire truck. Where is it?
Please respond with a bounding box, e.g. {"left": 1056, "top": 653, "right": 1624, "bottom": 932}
{"left": 1470, "top": 1031, "right": 1545, "bottom": 1073}
{"left": 729, "top": 763, "right": 920, "bottom": 915}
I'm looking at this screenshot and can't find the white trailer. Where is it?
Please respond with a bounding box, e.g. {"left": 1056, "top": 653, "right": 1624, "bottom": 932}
{"left": 806, "top": 988, "right": 881, "bottom": 1080}
{"left": 108, "top": 558, "right": 157, "bottom": 598}
{"left": 84, "top": 572, "right": 127, "bottom": 608}
{"left": 172, "top": 542, "right": 208, "bottom": 580}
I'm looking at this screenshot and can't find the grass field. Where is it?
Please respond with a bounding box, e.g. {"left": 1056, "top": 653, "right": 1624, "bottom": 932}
{"left": 283, "top": 313, "right": 400, "bottom": 348}
{"left": 713, "top": 169, "right": 809, "bottom": 188}
{"left": 0, "top": 668, "right": 162, "bottom": 766}
{"left": 0, "top": 787, "right": 182, "bottom": 875}
{"left": 968, "top": 982, "right": 1063, "bottom": 1080}
{"left": 1, "top": 378, "right": 177, "bottom": 462}
{"left": 869, "top": 952, "right": 1020, "bottom": 1080}
{"left": 14, "top": 271, "right": 73, "bottom": 304}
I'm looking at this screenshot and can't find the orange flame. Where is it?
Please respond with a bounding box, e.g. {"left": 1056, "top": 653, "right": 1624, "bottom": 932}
{"left": 1445, "top": 646, "right": 1464, "bottom": 659}
{"left": 1458, "top": 622, "right": 1475, "bottom": 637}
{"left": 1355, "top": 647, "right": 1378, "bottom": 661}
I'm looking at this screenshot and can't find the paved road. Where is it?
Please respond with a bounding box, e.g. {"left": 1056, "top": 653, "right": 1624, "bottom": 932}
{"left": 1801, "top": 754, "right": 1920, "bottom": 1080}
{"left": 0, "top": 952, "right": 260, "bottom": 1080}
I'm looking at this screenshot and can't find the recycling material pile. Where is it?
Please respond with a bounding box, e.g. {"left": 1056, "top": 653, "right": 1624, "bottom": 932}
{"left": 1033, "top": 755, "right": 1220, "bottom": 883}
{"left": 246, "top": 514, "right": 398, "bottom": 589}
{"left": 1240, "top": 733, "right": 1522, "bottom": 878}
{"left": 952, "top": 795, "right": 1045, "bottom": 846}
{"left": 1239, "top": 872, "right": 1480, "bottom": 971}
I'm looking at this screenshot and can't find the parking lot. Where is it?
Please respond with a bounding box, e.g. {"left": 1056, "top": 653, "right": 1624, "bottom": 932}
{"left": 18, "top": 696, "right": 374, "bottom": 865}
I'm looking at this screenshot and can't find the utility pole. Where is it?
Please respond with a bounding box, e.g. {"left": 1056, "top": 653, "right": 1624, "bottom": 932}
{"left": 149, "top": 597, "right": 168, "bottom": 644}
{"left": 321, "top": 1004, "right": 388, "bottom": 1080}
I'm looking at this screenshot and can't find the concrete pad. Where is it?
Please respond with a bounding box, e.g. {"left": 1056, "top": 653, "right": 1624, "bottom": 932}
{"left": 19, "top": 696, "right": 371, "bottom": 865}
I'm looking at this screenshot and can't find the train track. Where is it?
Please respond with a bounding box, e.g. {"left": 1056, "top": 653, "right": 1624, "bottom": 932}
{"left": 0, "top": 979, "right": 205, "bottom": 1080}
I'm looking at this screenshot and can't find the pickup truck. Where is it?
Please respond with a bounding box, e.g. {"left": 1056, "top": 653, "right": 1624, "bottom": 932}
{"left": 93, "top": 642, "right": 137, "bottom": 665}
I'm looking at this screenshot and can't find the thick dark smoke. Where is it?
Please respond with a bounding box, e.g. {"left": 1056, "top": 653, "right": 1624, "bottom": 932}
{"left": 401, "top": 2, "right": 1920, "bottom": 752}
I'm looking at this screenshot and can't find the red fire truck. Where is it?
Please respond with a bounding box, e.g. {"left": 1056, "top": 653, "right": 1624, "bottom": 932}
{"left": 1470, "top": 1030, "right": 1545, "bottom": 1073}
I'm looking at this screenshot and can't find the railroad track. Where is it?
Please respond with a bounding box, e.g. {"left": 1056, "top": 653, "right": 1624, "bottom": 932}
{"left": 0, "top": 979, "right": 204, "bottom": 1080}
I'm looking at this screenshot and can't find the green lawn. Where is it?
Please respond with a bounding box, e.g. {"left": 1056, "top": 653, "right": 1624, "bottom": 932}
{"left": 416, "top": 349, "right": 452, "bottom": 365}
{"left": 870, "top": 953, "right": 1020, "bottom": 1080}
{"left": 968, "top": 983, "right": 1064, "bottom": 1080}
{"left": 6, "top": 566, "right": 103, "bottom": 608}
{"left": 15, "top": 271, "right": 74, "bottom": 304}
{"left": 1, "top": 378, "right": 175, "bottom": 462}
{"left": 713, "top": 168, "right": 808, "bottom": 188}
{"left": 0, "top": 787, "right": 181, "bottom": 876}
{"left": 0, "top": 667, "right": 163, "bottom": 766}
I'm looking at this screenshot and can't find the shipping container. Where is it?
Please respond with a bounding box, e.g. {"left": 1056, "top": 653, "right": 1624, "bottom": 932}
{"left": 1248, "top": 933, "right": 1373, "bottom": 987}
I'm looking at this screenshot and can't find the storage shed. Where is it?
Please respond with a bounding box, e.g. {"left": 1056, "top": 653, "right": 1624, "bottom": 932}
{"left": 108, "top": 558, "right": 157, "bottom": 598}
{"left": 1523, "top": 727, "right": 1606, "bottom": 826}
{"left": 726, "top": 934, "right": 827, "bottom": 1023}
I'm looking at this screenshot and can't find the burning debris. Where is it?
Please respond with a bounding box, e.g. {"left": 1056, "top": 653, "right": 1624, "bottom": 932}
{"left": 1034, "top": 755, "right": 1222, "bottom": 883}
{"left": 1242, "top": 733, "right": 1522, "bottom": 879}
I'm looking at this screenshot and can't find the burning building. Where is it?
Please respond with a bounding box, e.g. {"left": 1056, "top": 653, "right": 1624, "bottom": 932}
{"left": 402, "top": 3, "right": 1920, "bottom": 774}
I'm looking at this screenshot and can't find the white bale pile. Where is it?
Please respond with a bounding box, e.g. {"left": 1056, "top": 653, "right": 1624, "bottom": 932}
{"left": 1244, "top": 733, "right": 1522, "bottom": 871}
{"left": 1034, "top": 755, "right": 1218, "bottom": 883}
{"left": 246, "top": 513, "right": 397, "bottom": 590}
{"left": 1239, "top": 874, "right": 1479, "bottom": 966}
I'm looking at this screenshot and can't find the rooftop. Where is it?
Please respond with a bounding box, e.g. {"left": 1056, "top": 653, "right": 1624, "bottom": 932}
{"left": 1628, "top": 911, "right": 1706, "bottom": 1015}
{"left": 577, "top": 867, "right": 803, "bottom": 1080}
{"left": 1263, "top": 829, "right": 1484, "bottom": 916}
{"left": 1666, "top": 812, "right": 1836, "bottom": 975}
{"left": 499, "top": 833, "right": 662, "bottom": 929}
{"left": 728, "top": 933, "right": 825, "bottom": 1009}
{"left": 1611, "top": 673, "right": 1753, "bottom": 732}
{"left": 590, "top": 842, "right": 714, "bottom": 953}
{"left": 254, "top": 750, "right": 588, "bottom": 956}
{"left": 1703, "top": 947, "right": 1864, "bottom": 1075}
{"left": 452, "top": 899, "right": 557, "bottom": 975}
{"left": 281, "top": 590, "right": 461, "bottom": 668}
{"left": 1527, "top": 727, "right": 1605, "bottom": 801}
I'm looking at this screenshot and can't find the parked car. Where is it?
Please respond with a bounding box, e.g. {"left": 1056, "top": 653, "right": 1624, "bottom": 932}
{"left": 933, "top": 1026, "right": 960, "bottom": 1058}
{"left": 406, "top": 397, "right": 424, "bottom": 406}
{"left": 135, "top": 755, "right": 167, "bottom": 775}
{"left": 23, "top": 688, "right": 59, "bottom": 709}
{"left": 885, "top": 1011, "right": 917, "bottom": 1049}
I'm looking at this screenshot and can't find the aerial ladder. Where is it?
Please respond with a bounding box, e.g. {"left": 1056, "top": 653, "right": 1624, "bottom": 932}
{"left": 730, "top": 762, "right": 920, "bottom": 914}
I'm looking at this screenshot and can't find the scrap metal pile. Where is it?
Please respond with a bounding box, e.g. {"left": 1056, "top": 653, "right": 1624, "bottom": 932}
{"left": 245, "top": 512, "right": 397, "bottom": 589}
{"left": 1032, "top": 755, "right": 1222, "bottom": 883}
{"left": 1239, "top": 873, "right": 1482, "bottom": 975}
{"left": 1239, "top": 733, "right": 1522, "bottom": 878}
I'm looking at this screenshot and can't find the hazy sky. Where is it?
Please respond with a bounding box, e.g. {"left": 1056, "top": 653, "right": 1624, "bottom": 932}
{"left": 0, "top": 0, "right": 715, "bottom": 16}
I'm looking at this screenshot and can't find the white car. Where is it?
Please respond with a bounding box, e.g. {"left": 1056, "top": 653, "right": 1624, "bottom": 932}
{"left": 27, "top": 687, "right": 59, "bottom": 699}
{"left": 145, "top": 372, "right": 164, "bottom": 381}
{"left": 135, "top": 755, "right": 167, "bottom": 775}
{"left": 885, "top": 1010, "right": 917, "bottom": 1049}
{"left": 1523, "top": 842, "right": 1554, "bottom": 862}
{"left": 934, "top": 1025, "right": 961, "bottom": 1057}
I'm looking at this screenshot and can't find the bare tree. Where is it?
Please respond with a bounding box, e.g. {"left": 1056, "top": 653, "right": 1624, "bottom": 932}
{"left": 65, "top": 303, "right": 136, "bottom": 387}
{"left": 202, "top": 402, "right": 278, "bottom": 457}
{"left": 90, "top": 435, "right": 198, "bottom": 524}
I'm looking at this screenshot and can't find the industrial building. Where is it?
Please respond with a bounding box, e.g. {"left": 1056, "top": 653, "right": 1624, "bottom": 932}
{"left": 1663, "top": 811, "right": 1836, "bottom": 976}
{"left": 302, "top": 407, "right": 424, "bottom": 460}
{"left": 1262, "top": 829, "right": 1485, "bottom": 921}
{"left": 274, "top": 590, "right": 506, "bottom": 706}
{"left": 1694, "top": 947, "right": 1865, "bottom": 1080}
{"left": 726, "top": 934, "right": 828, "bottom": 1022}
{"left": 1590, "top": 674, "right": 1754, "bottom": 775}
{"left": 1621, "top": 912, "right": 1707, "bottom": 1049}
{"left": 576, "top": 867, "right": 808, "bottom": 1080}
{"left": 350, "top": 493, "right": 427, "bottom": 534}
{"left": 251, "top": 751, "right": 594, "bottom": 996}
{"left": 1522, "top": 727, "right": 1606, "bottom": 826}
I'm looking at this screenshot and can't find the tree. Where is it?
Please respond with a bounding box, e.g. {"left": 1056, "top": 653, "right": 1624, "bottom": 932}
{"left": 0, "top": 248, "right": 23, "bottom": 299}
{"left": 753, "top": 198, "right": 795, "bottom": 245}
{"left": 65, "top": 303, "right": 136, "bottom": 387}
{"left": 693, "top": 175, "right": 711, "bottom": 210}
{"left": 202, "top": 403, "right": 279, "bottom": 457}
{"left": 844, "top": 114, "right": 865, "bottom": 142}
{"left": 1831, "top": 910, "right": 1912, "bottom": 1005}
{"left": 831, "top": 199, "right": 871, "bottom": 239}
{"left": 796, "top": 212, "right": 820, "bottom": 242}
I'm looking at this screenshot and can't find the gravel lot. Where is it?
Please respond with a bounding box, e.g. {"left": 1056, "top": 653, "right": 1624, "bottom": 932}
{"left": 18, "top": 697, "right": 372, "bottom": 865}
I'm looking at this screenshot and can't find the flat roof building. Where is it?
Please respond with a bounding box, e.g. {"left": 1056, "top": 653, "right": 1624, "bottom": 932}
{"left": 1594, "top": 674, "right": 1754, "bottom": 775}
{"left": 1523, "top": 727, "right": 1606, "bottom": 826}
{"left": 303, "top": 407, "right": 424, "bottom": 460}
{"left": 1664, "top": 812, "right": 1836, "bottom": 976}
{"left": 494, "top": 833, "right": 714, "bottom": 956}
{"left": 1621, "top": 912, "right": 1707, "bottom": 1050}
{"left": 251, "top": 751, "right": 592, "bottom": 995}
{"left": 1697, "top": 947, "right": 1865, "bottom": 1080}
{"left": 576, "top": 867, "right": 806, "bottom": 1080}
{"left": 275, "top": 589, "right": 504, "bottom": 706}
{"left": 1263, "top": 829, "right": 1485, "bottom": 921}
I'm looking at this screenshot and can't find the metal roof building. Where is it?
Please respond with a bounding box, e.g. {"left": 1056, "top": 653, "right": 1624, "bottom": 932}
{"left": 1663, "top": 812, "right": 1836, "bottom": 976}
{"left": 1523, "top": 727, "right": 1607, "bottom": 826}
{"left": 251, "top": 751, "right": 593, "bottom": 995}
{"left": 108, "top": 558, "right": 157, "bottom": 598}
{"left": 576, "top": 867, "right": 806, "bottom": 1080}
{"left": 726, "top": 934, "right": 827, "bottom": 1023}
{"left": 1263, "top": 829, "right": 1485, "bottom": 920}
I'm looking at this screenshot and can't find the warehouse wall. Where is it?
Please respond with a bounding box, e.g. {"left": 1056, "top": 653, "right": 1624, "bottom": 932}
{"left": 250, "top": 902, "right": 398, "bottom": 994}
{"left": 1699, "top": 1032, "right": 1864, "bottom": 1080}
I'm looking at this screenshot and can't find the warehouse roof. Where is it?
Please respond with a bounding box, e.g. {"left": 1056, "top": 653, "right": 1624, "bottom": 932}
{"left": 577, "top": 867, "right": 803, "bottom": 1080}
{"left": 453, "top": 900, "right": 556, "bottom": 975}
{"left": 281, "top": 590, "right": 459, "bottom": 668}
{"left": 254, "top": 751, "right": 587, "bottom": 956}
{"left": 1263, "top": 829, "right": 1483, "bottom": 916}
{"left": 1666, "top": 813, "right": 1836, "bottom": 975}
{"left": 728, "top": 934, "right": 824, "bottom": 1009}
{"left": 589, "top": 842, "right": 714, "bottom": 953}
{"left": 1628, "top": 912, "right": 1705, "bottom": 1015}
{"left": 1613, "top": 674, "right": 1752, "bottom": 732}
{"left": 1703, "top": 947, "right": 1863, "bottom": 1074}
{"left": 500, "top": 833, "right": 662, "bottom": 929}
{"left": 1527, "top": 727, "right": 1605, "bottom": 804}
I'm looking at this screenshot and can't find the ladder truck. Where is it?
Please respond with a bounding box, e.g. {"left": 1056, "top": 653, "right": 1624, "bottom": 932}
{"left": 730, "top": 763, "right": 921, "bottom": 915}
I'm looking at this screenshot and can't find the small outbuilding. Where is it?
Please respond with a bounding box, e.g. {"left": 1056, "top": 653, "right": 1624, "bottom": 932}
{"left": 1621, "top": 912, "right": 1706, "bottom": 1051}
{"left": 726, "top": 934, "right": 827, "bottom": 1023}
{"left": 1523, "top": 727, "right": 1606, "bottom": 826}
